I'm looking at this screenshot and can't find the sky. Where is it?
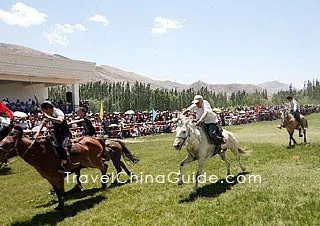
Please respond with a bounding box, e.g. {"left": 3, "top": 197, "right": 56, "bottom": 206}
{"left": 1, "top": 0, "right": 320, "bottom": 89}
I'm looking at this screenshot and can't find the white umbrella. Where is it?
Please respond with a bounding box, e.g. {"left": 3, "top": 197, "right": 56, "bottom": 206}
{"left": 31, "top": 126, "right": 48, "bottom": 132}
{"left": 124, "top": 110, "right": 135, "bottom": 115}
{"left": 108, "top": 124, "right": 119, "bottom": 127}
{"left": 13, "top": 111, "right": 27, "bottom": 118}
{"left": 213, "top": 108, "right": 222, "bottom": 113}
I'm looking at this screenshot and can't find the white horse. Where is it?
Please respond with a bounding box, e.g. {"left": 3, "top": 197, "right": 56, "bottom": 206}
{"left": 172, "top": 117, "right": 248, "bottom": 194}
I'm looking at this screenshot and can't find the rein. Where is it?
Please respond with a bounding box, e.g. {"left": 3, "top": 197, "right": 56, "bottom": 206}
{"left": 175, "top": 122, "right": 193, "bottom": 144}
{"left": 20, "top": 139, "right": 36, "bottom": 158}
{"left": 0, "top": 137, "right": 35, "bottom": 163}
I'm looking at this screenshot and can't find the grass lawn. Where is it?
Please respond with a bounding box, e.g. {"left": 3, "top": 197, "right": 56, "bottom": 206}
{"left": 1, "top": 114, "right": 320, "bottom": 226}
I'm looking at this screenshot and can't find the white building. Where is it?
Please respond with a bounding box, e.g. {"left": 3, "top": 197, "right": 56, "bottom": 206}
{"left": 0, "top": 43, "right": 96, "bottom": 110}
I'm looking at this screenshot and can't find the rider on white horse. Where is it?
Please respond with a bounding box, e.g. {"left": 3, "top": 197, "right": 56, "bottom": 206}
{"left": 182, "top": 95, "right": 223, "bottom": 153}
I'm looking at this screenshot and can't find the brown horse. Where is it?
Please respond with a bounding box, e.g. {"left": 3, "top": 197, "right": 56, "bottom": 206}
{"left": 103, "top": 139, "right": 139, "bottom": 184}
{"left": 69, "top": 138, "right": 139, "bottom": 192}
{"left": 0, "top": 126, "right": 108, "bottom": 210}
{"left": 281, "top": 110, "right": 308, "bottom": 148}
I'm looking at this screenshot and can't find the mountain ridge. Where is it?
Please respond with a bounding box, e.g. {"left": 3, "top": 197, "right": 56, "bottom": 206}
{"left": 0, "top": 42, "right": 292, "bottom": 95}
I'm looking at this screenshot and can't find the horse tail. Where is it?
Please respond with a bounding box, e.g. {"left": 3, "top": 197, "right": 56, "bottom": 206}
{"left": 305, "top": 119, "right": 308, "bottom": 129}
{"left": 238, "top": 147, "right": 252, "bottom": 155}
{"left": 117, "top": 140, "right": 139, "bottom": 164}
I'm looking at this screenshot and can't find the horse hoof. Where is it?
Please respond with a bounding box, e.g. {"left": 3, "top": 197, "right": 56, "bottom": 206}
{"left": 70, "top": 185, "right": 82, "bottom": 193}
{"left": 48, "top": 188, "right": 56, "bottom": 195}
{"left": 111, "top": 181, "right": 118, "bottom": 186}
{"left": 177, "top": 180, "right": 183, "bottom": 186}
{"left": 54, "top": 205, "right": 64, "bottom": 211}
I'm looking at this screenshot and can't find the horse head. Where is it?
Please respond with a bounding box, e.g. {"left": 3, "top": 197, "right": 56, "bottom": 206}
{"left": 0, "top": 125, "right": 12, "bottom": 141}
{"left": 173, "top": 117, "right": 194, "bottom": 150}
{"left": 0, "top": 126, "right": 23, "bottom": 162}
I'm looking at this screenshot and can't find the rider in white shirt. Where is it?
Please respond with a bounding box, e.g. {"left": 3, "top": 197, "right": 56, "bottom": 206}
{"left": 182, "top": 95, "right": 223, "bottom": 153}
{"left": 287, "top": 96, "right": 305, "bottom": 130}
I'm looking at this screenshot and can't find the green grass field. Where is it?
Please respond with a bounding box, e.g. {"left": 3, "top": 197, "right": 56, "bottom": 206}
{"left": 1, "top": 114, "right": 320, "bottom": 226}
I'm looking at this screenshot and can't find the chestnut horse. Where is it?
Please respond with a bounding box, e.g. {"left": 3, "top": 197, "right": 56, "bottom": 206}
{"left": 281, "top": 110, "right": 308, "bottom": 148}
{"left": 0, "top": 126, "right": 108, "bottom": 210}
{"left": 70, "top": 138, "right": 139, "bottom": 191}
{"left": 103, "top": 139, "right": 139, "bottom": 184}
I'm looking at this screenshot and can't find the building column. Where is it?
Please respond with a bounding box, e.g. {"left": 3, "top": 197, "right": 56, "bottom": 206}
{"left": 72, "top": 83, "right": 80, "bottom": 111}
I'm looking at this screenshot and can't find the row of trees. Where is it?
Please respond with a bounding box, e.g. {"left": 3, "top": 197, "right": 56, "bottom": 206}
{"left": 48, "top": 79, "right": 319, "bottom": 112}
{"left": 272, "top": 79, "right": 320, "bottom": 105}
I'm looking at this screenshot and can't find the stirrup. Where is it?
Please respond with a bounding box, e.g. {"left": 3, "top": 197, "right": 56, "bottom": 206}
{"left": 57, "top": 162, "right": 70, "bottom": 174}
{"left": 57, "top": 166, "right": 69, "bottom": 174}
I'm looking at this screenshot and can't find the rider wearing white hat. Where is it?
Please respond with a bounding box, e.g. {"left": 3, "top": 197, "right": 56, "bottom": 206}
{"left": 182, "top": 95, "right": 223, "bottom": 153}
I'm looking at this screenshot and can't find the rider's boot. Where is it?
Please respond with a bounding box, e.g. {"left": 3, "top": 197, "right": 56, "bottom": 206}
{"left": 57, "top": 148, "right": 69, "bottom": 174}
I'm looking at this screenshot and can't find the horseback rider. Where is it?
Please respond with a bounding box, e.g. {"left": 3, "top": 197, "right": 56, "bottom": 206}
{"left": 286, "top": 96, "right": 306, "bottom": 130}
{"left": 68, "top": 107, "right": 96, "bottom": 136}
{"left": 34, "top": 101, "right": 71, "bottom": 174}
{"left": 182, "top": 95, "right": 223, "bottom": 153}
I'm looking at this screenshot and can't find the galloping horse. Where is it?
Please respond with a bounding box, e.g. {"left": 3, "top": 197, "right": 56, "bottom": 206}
{"left": 0, "top": 125, "right": 139, "bottom": 194}
{"left": 70, "top": 138, "right": 139, "bottom": 190}
{"left": 103, "top": 139, "right": 139, "bottom": 184}
{"left": 173, "top": 117, "right": 248, "bottom": 194}
{"left": 0, "top": 126, "right": 108, "bottom": 210}
{"left": 281, "top": 110, "right": 308, "bottom": 148}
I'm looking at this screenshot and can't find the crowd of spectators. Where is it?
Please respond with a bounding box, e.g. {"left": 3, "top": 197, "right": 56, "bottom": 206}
{"left": 2, "top": 98, "right": 74, "bottom": 114}
{"left": 1, "top": 98, "right": 320, "bottom": 139}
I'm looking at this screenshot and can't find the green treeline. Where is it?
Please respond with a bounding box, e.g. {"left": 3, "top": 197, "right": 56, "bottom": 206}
{"left": 48, "top": 79, "right": 320, "bottom": 112}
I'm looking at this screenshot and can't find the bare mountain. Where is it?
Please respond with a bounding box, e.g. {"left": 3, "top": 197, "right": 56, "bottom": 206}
{"left": 0, "top": 43, "right": 65, "bottom": 60}
{"left": 258, "top": 81, "right": 295, "bottom": 95}
{"left": 95, "top": 65, "right": 188, "bottom": 90}
{"left": 189, "top": 80, "right": 263, "bottom": 93}
{"left": 0, "top": 42, "right": 290, "bottom": 95}
{"left": 95, "top": 66, "right": 264, "bottom": 94}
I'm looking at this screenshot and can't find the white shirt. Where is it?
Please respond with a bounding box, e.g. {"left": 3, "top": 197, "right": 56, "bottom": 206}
{"left": 289, "top": 99, "right": 300, "bottom": 112}
{"left": 187, "top": 100, "right": 219, "bottom": 124}
{"left": 0, "top": 116, "right": 11, "bottom": 126}
{"left": 44, "top": 107, "right": 65, "bottom": 123}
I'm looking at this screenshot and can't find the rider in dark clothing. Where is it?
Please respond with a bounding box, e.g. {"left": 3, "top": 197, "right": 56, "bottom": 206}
{"left": 35, "top": 101, "right": 71, "bottom": 174}
{"left": 68, "top": 107, "right": 96, "bottom": 136}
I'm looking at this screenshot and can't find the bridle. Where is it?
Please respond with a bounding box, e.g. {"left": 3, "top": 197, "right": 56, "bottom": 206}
{"left": 0, "top": 138, "right": 19, "bottom": 161}
{"left": 175, "top": 124, "right": 190, "bottom": 145}
{"left": 0, "top": 130, "right": 35, "bottom": 160}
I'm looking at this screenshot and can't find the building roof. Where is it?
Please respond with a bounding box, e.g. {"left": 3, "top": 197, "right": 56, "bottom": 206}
{"left": 0, "top": 43, "right": 96, "bottom": 85}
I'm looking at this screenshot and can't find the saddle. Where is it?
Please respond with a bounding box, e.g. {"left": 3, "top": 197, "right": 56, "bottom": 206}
{"left": 45, "top": 135, "right": 75, "bottom": 158}
{"left": 201, "top": 124, "right": 225, "bottom": 145}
